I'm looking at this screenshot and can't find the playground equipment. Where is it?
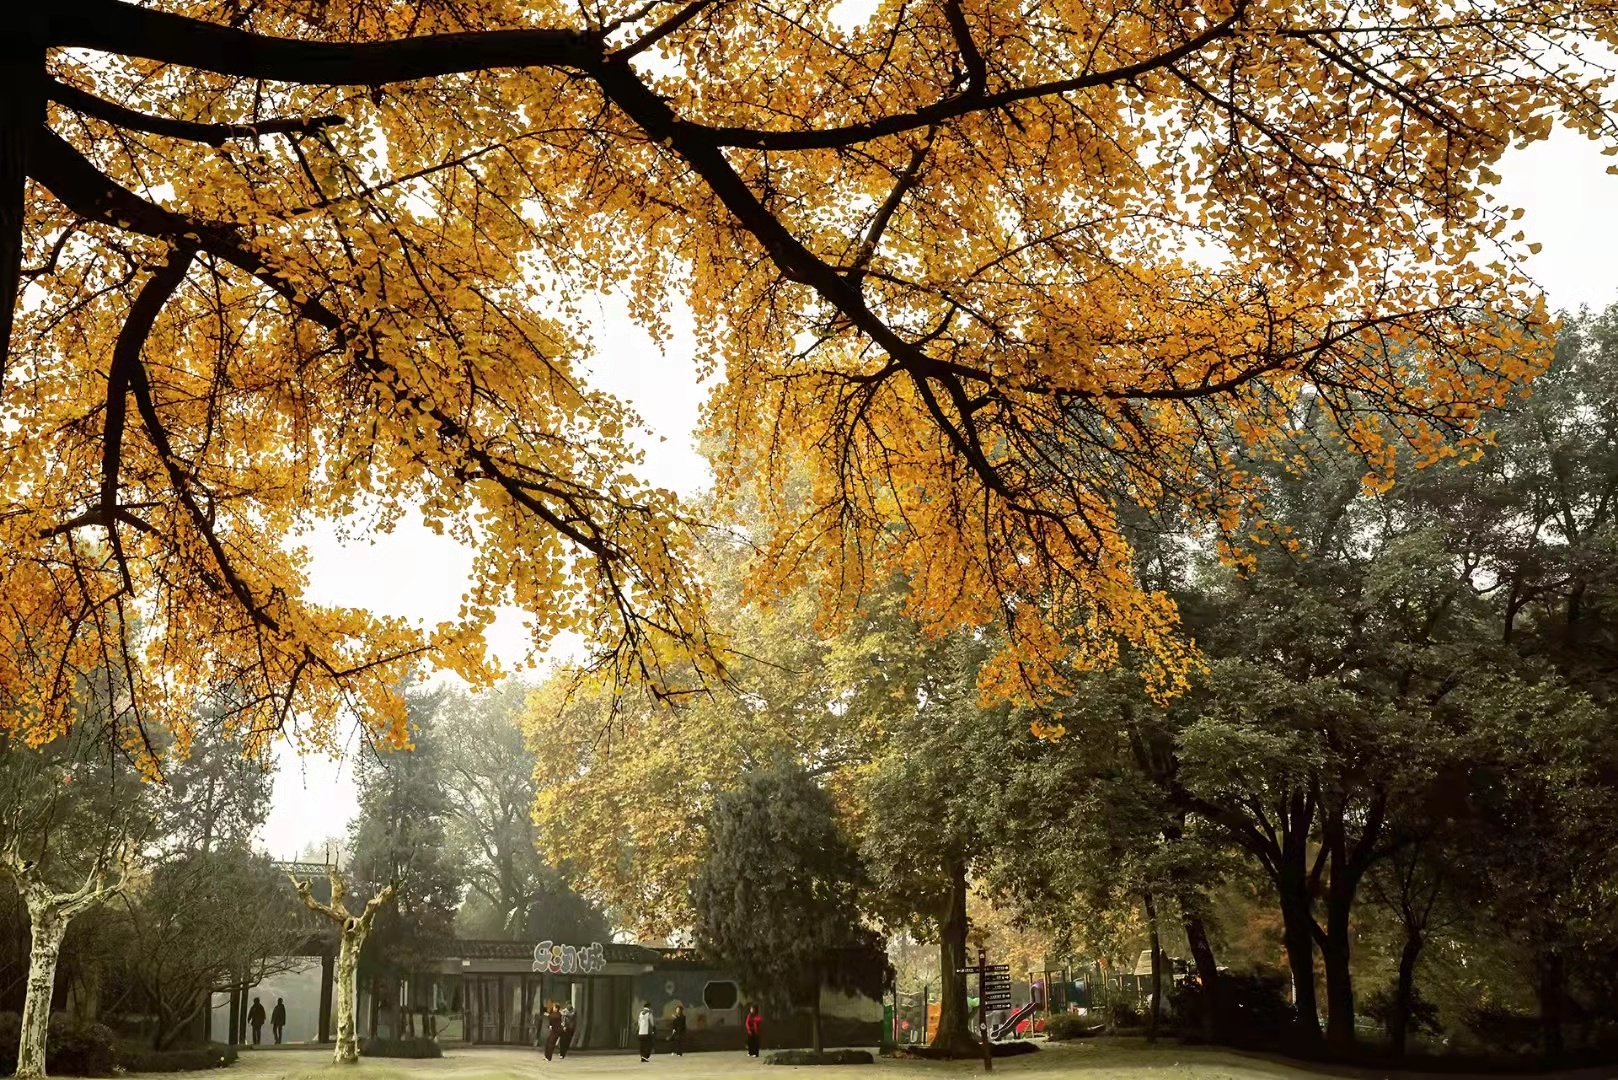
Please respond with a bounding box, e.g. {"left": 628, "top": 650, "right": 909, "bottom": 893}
{"left": 991, "top": 1000, "right": 1037, "bottom": 1040}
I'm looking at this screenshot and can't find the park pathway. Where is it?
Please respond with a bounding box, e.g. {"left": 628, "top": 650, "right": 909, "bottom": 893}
{"left": 159, "top": 1041, "right": 1337, "bottom": 1080}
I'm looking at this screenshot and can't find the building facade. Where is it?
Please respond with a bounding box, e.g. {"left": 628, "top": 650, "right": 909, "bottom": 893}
{"left": 353, "top": 938, "right": 882, "bottom": 1052}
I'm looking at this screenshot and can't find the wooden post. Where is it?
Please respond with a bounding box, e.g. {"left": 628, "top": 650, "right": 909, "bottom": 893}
{"left": 979, "top": 947, "right": 991, "bottom": 1073}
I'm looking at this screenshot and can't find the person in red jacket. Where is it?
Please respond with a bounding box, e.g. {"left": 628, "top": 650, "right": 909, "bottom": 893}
{"left": 744, "top": 1004, "right": 762, "bottom": 1057}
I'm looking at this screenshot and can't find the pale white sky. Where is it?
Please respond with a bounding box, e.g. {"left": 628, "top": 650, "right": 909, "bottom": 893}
{"left": 259, "top": 290, "right": 707, "bottom": 858}
{"left": 258, "top": 125, "right": 1618, "bottom": 860}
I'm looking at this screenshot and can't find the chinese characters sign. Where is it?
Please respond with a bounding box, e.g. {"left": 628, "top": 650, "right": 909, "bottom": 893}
{"left": 532, "top": 941, "right": 607, "bottom": 975}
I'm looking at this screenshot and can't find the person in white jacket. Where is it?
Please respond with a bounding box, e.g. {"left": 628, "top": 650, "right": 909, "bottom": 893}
{"left": 637, "top": 1003, "right": 655, "bottom": 1062}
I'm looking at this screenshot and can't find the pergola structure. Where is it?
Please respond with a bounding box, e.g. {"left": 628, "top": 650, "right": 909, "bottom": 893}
{"left": 211, "top": 861, "right": 339, "bottom": 1047}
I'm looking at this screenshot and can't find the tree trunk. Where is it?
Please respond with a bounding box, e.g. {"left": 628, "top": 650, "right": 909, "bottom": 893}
{"left": 70, "top": 962, "right": 101, "bottom": 1021}
{"left": 228, "top": 984, "right": 241, "bottom": 1046}
{"left": 289, "top": 871, "right": 393, "bottom": 1064}
{"left": 1389, "top": 930, "right": 1422, "bottom": 1058}
{"left": 930, "top": 857, "right": 977, "bottom": 1055}
{"left": 811, "top": 995, "right": 823, "bottom": 1055}
{"left": 1321, "top": 876, "right": 1358, "bottom": 1052}
{"left": 334, "top": 929, "right": 364, "bottom": 1063}
{"left": 1144, "top": 891, "right": 1163, "bottom": 1043}
{"left": 1313, "top": 835, "right": 1365, "bottom": 1055}
{"left": 15, "top": 906, "right": 68, "bottom": 1080}
{"left": 1319, "top": 928, "right": 1354, "bottom": 1050}
{"left": 1182, "top": 909, "right": 1220, "bottom": 1042}
{"left": 1537, "top": 949, "right": 1565, "bottom": 1062}
{"left": 1276, "top": 869, "right": 1321, "bottom": 1044}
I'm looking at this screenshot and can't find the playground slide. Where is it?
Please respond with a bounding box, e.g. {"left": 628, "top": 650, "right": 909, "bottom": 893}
{"left": 991, "top": 1001, "right": 1037, "bottom": 1041}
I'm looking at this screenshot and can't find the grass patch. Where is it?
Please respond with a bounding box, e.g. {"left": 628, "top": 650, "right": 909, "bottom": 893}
{"left": 898, "top": 1040, "right": 1041, "bottom": 1060}
{"left": 118, "top": 1043, "right": 239, "bottom": 1072}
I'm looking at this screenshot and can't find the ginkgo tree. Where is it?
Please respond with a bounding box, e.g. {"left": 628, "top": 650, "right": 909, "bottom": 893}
{"left": 6, "top": 0, "right": 1618, "bottom": 752}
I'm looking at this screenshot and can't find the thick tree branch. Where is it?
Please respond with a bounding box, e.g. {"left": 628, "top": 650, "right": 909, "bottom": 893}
{"left": 846, "top": 125, "right": 937, "bottom": 282}
{"left": 121, "top": 254, "right": 287, "bottom": 635}
{"left": 43, "top": 0, "right": 1236, "bottom": 154}
{"left": 690, "top": 2, "right": 1247, "bottom": 150}
{"left": 940, "top": 0, "right": 988, "bottom": 96}
{"left": 1, "top": 14, "right": 48, "bottom": 377}
{"left": 28, "top": 128, "right": 707, "bottom": 676}
{"left": 51, "top": 0, "right": 601, "bottom": 85}
{"left": 48, "top": 80, "right": 345, "bottom": 146}
{"left": 613, "top": 0, "right": 724, "bottom": 62}
{"left": 98, "top": 243, "right": 196, "bottom": 596}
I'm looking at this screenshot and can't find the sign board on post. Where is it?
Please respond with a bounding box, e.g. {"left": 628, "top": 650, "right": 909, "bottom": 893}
{"left": 977, "top": 947, "right": 993, "bottom": 1074}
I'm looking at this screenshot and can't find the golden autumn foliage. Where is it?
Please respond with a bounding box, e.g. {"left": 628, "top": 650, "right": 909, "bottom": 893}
{"left": 524, "top": 522, "right": 918, "bottom": 934}
{"left": 5, "top": 0, "right": 1618, "bottom": 752}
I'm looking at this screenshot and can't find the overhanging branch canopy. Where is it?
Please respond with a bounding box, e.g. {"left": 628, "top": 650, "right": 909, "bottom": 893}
{"left": 3, "top": 0, "right": 1615, "bottom": 748}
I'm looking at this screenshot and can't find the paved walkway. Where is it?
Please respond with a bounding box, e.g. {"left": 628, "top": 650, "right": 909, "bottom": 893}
{"left": 192, "top": 1041, "right": 1333, "bottom": 1080}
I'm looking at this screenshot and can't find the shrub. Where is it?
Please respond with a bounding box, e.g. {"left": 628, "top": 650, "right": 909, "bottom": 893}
{"left": 0, "top": 1016, "right": 119, "bottom": 1075}
{"left": 766, "top": 1049, "right": 874, "bottom": 1065}
{"left": 48, "top": 1015, "right": 118, "bottom": 1077}
{"left": 0, "top": 1013, "right": 119, "bottom": 1077}
{"left": 1463, "top": 1007, "right": 1540, "bottom": 1056}
{"left": 1045, "top": 1014, "right": 1104, "bottom": 1040}
{"left": 359, "top": 1037, "right": 443, "bottom": 1058}
{"left": 1361, "top": 984, "right": 1442, "bottom": 1040}
{"left": 1168, "top": 971, "right": 1297, "bottom": 1045}
{"left": 117, "top": 1044, "right": 238, "bottom": 1072}
{"left": 1111, "top": 999, "right": 1142, "bottom": 1027}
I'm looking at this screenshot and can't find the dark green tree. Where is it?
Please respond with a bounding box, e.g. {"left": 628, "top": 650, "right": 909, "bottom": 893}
{"left": 1, "top": 717, "right": 154, "bottom": 1079}
{"left": 857, "top": 632, "right": 1015, "bottom": 1055}
{"left": 691, "top": 766, "right": 880, "bottom": 1054}
{"left": 438, "top": 683, "right": 607, "bottom": 943}
{"left": 348, "top": 687, "right": 463, "bottom": 1038}
{"left": 120, "top": 850, "right": 305, "bottom": 1048}
{"left": 154, "top": 708, "right": 275, "bottom": 856}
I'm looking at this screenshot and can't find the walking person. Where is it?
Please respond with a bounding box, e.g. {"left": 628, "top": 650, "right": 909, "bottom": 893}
{"left": 670, "top": 1006, "right": 686, "bottom": 1057}
{"left": 544, "top": 1002, "right": 563, "bottom": 1061}
{"left": 247, "top": 998, "right": 266, "bottom": 1046}
{"left": 638, "top": 1002, "right": 655, "bottom": 1062}
{"left": 559, "top": 1002, "right": 576, "bottom": 1059}
{"left": 271, "top": 998, "right": 287, "bottom": 1045}
{"left": 744, "top": 1003, "right": 762, "bottom": 1057}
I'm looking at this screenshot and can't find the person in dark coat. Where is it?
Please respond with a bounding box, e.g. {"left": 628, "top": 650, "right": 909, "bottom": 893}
{"left": 247, "top": 998, "right": 266, "bottom": 1045}
{"left": 543, "top": 1003, "right": 563, "bottom": 1061}
{"left": 559, "top": 1003, "right": 576, "bottom": 1058}
{"left": 271, "top": 999, "right": 287, "bottom": 1044}
{"left": 744, "top": 1003, "right": 762, "bottom": 1057}
{"left": 670, "top": 1006, "right": 686, "bottom": 1056}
